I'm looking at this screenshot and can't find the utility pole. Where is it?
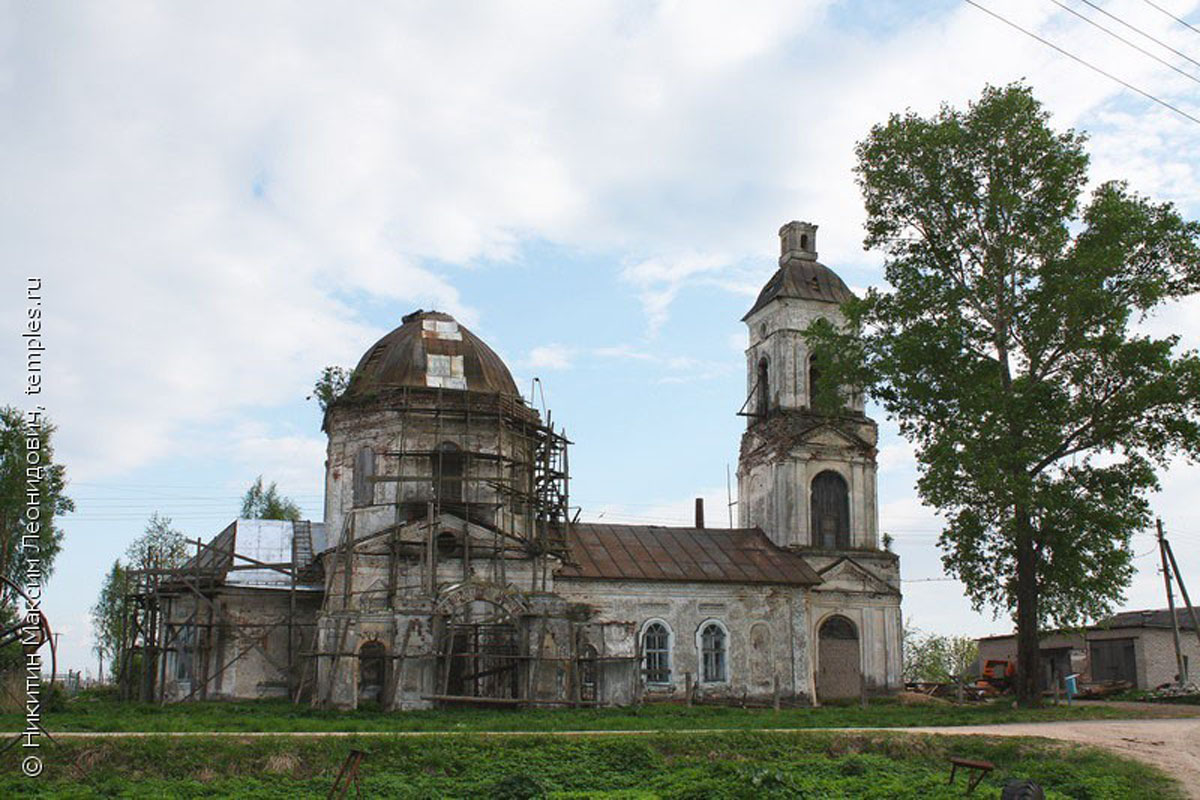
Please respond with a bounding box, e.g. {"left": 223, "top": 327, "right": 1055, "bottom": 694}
{"left": 51, "top": 632, "right": 61, "bottom": 684}
{"left": 1162, "top": 529, "right": 1200, "bottom": 652}
{"left": 1158, "top": 519, "right": 1188, "bottom": 685}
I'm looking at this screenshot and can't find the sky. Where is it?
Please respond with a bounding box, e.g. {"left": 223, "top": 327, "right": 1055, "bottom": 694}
{"left": 2, "top": 0, "right": 1200, "bottom": 677}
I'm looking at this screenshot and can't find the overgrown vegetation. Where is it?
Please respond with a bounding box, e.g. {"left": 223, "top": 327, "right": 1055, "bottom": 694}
{"left": 0, "top": 694, "right": 1187, "bottom": 734}
{"left": 903, "top": 624, "right": 979, "bottom": 684}
{"left": 0, "top": 730, "right": 1181, "bottom": 798}
{"left": 308, "top": 365, "right": 355, "bottom": 413}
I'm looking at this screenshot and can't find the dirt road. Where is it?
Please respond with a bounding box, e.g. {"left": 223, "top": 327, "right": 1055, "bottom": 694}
{"left": 889, "top": 716, "right": 1200, "bottom": 798}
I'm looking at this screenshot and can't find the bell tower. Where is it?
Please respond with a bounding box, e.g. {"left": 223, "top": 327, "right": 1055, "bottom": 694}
{"left": 736, "top": 221, "right": 880, "bottom": 552}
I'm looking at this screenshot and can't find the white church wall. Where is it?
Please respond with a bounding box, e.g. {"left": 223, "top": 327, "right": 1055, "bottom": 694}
{"left": 556, "top": 578, "right": 813, "bottom": 703}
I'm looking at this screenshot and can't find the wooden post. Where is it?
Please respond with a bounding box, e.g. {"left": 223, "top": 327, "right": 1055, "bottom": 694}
{"left": 1159, "top": 519, "right": 1189, "bottom": 684}
{"left": 1163, "top": 537, "right": 1200, "bottom": 651}
{"left": 426, "top": 502, "right": 436, "bottom": 595}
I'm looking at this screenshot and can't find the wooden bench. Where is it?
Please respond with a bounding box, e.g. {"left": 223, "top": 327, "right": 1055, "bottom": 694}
{"left": 948, "top": 756, "right": 995, "bottom": 794}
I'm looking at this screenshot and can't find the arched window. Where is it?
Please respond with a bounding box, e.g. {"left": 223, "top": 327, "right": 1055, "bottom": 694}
{"left": 700, "top": 622, "right": 728, "bottom": 683}
{"left": 642, "top": 621, "right": 671, "bottom": 684}
{"left": 800, "top": 233, "right": 809, "bottom": 250}
{"left": 580, "top": 643, "right": 599, "bottom": 702}
{"left": 353, "top": 446, "right": 375, "bottom": 508}
{"left": 811, "top": 471, "right": 850, "bottom": 548}
{"left": 434, "top": 442, "right": 463, "bottom": 504}
{"left": 756, "top": 357, "right": 770, "bottom": 416}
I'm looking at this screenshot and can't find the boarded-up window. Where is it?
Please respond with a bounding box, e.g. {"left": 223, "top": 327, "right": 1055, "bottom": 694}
{"left": 434, "top": 442, "right": 463, "bottom": 504}
{"left": 643, "top": 622, "right": 671, "bottom": 684}
{"left": 811, "top": 471, "right": 850, "bottom": 548}
{"left": 175, "top": 623, "right": 195, "bottom": 682}
{"left": 749, "top": 622, "right": 772, "bottom": 689}
{"left": 353, "top": 446, "right": 375, "bottom": 508}
{"left": 359, "top": 641, "right": 387, "bottom": 706}
{"left": 701, "top": 623, "right": 728, "bottom": 683}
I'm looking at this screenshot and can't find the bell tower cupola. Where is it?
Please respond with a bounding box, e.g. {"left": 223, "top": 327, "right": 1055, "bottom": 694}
{"left": 736, "top": 221, "right": 880, "bottom": 552}
{"left": 779, "top": 220, "right": 818, "bottom": 263}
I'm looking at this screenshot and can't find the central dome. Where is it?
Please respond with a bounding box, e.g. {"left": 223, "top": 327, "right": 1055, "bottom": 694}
{"left": 345, "top": 310, "right": 519, "bottom": 398}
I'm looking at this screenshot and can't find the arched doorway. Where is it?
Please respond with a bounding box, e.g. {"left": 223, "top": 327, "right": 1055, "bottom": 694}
{"left": 441, "top": 598, "right": 520, "bottom": 703}
{"left": 358, "top": 640, "right": 387, "bottom": 707}
{"left": 816, "top": 615, "right": 860, "bottom": 702}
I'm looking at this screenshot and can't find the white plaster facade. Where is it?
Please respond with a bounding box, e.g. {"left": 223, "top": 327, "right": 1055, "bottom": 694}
{"left": 736, "top": 221, "right": 903, "bottom": 699}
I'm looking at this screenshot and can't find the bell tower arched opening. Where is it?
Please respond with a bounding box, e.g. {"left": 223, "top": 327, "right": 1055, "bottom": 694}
{"left": 811, "top": 471, "right": 850, "bottom": 549}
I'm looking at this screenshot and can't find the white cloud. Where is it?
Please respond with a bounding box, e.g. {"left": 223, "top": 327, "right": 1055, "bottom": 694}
{"left": 524, "top": 344, "right": 576, "bottom": 371}
{"left": 6, "top": 0, "right": 1198, "bottom": 484}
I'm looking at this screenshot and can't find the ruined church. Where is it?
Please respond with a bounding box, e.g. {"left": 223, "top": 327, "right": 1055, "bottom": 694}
{"left": 151, "top": 221, "right": 902, "bottom": 709}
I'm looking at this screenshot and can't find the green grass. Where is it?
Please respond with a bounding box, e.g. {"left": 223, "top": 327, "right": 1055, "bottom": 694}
{"left": 0, "top": 693, "right": 1183, "bottom": 733}
{"left": 0, "top": 730, "right": 1180, "bottom": 798}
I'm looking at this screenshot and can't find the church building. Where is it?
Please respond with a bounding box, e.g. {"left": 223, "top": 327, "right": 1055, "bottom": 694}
{"left": 154, "top": 221, "right": 902, "bottom": 709}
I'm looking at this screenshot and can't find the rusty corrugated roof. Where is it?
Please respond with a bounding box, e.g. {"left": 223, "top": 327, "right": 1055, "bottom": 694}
{"left": 743, "top": 259, "right": 854, "bottom": 320}
{"left": 556, "top": 523, "right": 821, "bottom": 585}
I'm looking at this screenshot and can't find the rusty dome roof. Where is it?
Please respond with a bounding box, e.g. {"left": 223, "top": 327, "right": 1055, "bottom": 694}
{"left": 742, "top": 260, "right": 854, "bottom": 320}
{"left": 345, "top": 310, "right": 520, "bottom": 398}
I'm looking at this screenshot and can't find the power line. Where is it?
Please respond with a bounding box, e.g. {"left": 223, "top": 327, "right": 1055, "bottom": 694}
{"left": 1050, "top": 0, "right": 1200, "bottom": 86}
{"left": 1078, "top": 0, "right": 1200, "bottom": 69}
{"left": 1143, "top": 0, "right": 1200, "bottom": 38}
{"left": 963, "top": 0, "right": 1200, "bottom": 126}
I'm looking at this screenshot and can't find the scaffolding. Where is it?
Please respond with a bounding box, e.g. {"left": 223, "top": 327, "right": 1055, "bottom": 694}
{"left": 116, "top": 527, "right": 318, "bottom": 704}
{"left": 116, "top": 385, "right": 635, "bottom": 709}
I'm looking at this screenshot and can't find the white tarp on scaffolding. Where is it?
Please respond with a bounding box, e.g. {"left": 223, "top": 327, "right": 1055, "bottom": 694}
{"left": 224, "top": 519, "right": 325, "bottom": 590}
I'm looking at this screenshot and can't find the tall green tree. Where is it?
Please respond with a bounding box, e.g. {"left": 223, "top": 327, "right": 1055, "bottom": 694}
{"left": 240, "top": 476, "right": 302, "bottom": 521}
{"left": 89, "top": 560, "right": 127, "bottom": 681}
{"left": 125, "top": 512, "right": 190, "bottom": 572}
{"left": 90, "top": 514, "right": 189, "bottom": 685}
{"left": 808, "top": 84, "right": 1200, "bottom": 705}
{"left": 0, "top": 406, "right": 72, "bottom": 607}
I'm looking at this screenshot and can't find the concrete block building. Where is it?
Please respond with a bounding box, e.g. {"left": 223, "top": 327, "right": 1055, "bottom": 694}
{"left": 978, "top": 608, "right": 1200, "bottom": 691}
{"left": 153, "top": 221, "right": 903, "bottom": 709}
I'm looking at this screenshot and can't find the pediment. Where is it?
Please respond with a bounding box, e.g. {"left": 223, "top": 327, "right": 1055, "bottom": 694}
{"left": 801, "top": 426, "right": 862, "bottom": 448}
{"left": 813, "top": 557, "right": 897, "bottom": 595}
{"left": 387, "top": 511, "right": 499, "bottom": 550}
